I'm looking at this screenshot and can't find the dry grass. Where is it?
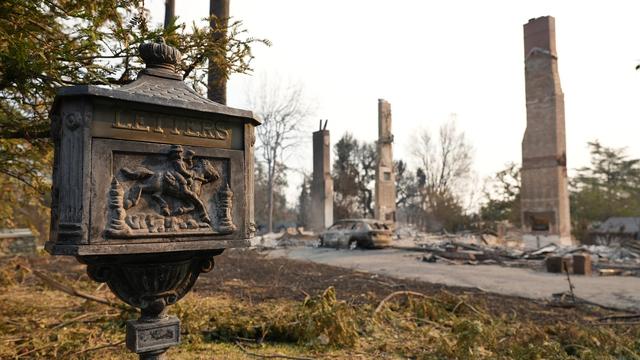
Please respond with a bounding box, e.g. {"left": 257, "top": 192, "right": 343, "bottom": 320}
{"left": 1, "top": 255, "right": 640, "bottom": 359}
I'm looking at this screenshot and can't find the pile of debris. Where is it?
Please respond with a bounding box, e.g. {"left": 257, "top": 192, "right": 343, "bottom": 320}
{"left": 401, "top": 237, "right": 527, "bottom": 267}
{"left": 397, "top": 233, "right": 640, "bottom": 277}
{"left": 565, "top": 245, "right": 640, "bottom": 276}
{"left": 250, "top": 228, "right": 318, "bottom": 249}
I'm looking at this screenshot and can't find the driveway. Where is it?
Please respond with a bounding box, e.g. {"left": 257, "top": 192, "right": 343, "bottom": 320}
{"left": 267, "top": 247, "right": 640, "bottom": 311}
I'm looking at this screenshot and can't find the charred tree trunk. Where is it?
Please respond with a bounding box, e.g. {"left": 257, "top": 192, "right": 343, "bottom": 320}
{"left": 208, "top": 0, "right": 229, "bottom": 104}
{"left": 164, "top": 0, "right": 175, "bottom": 29}
{"left": 267, "top": 163, "right": 275, "bottom": 233}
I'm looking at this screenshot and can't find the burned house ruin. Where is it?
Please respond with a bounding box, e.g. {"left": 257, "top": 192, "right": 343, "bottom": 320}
{"left": 520, "top": 16, "right": 572, "bottom": 248}
{"left": 310, "top": 120, "right": 334, "bottom": 231}
{"left": 374, "top": 99, "right": 396, "bottom": 225}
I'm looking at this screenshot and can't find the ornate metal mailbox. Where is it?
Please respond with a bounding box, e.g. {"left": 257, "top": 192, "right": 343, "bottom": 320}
{"left": 46, "top": 39, "right": 258, "bottom": 359}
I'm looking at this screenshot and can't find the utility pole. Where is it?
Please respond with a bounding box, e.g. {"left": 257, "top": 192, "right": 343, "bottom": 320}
{"left": 164, "top": 0, "right": 175, "bottom": 29}
{"left": 207, "top": 0, "right": 229, "bottom": 104}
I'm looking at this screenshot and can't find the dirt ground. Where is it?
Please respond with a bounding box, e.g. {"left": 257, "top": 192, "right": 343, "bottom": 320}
{"left": 30, "top": 250, "right": 625, "bottom": 323}
{"left": 194, "top": 249, "right": 632, "bottom": 323}
{"left": 4, "top": 249, "right": 640, "bottom": 359}
{"left": 31, "top": 248, "right": 630, "bottom": 324}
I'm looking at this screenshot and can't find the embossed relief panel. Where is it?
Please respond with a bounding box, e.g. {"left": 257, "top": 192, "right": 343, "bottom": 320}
{"left": 90, "top": 139, "right": 245, "bottom": 244}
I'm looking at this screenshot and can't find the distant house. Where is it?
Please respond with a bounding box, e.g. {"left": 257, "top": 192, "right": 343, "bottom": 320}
{"left": 588, "top": 217, "right": 640, "bottom": 246}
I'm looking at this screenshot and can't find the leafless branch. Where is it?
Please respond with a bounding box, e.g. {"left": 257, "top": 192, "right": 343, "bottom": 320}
{"left": 0, "top": 168, "right": 44, "bottom": 195}
{"left": 248, "top": 74, "right": 313, "bottom": 232}
{"left": 32, "top": 270, "right": 131, "bottom": 310}
{"left": 412, "top": 116, "right": 473, "bottom": 198}
{"left": 235, "top": 341, "right": 314, "bottom": 360}
{"left": 374, "top": 291, "right": 436, "bottom": 314}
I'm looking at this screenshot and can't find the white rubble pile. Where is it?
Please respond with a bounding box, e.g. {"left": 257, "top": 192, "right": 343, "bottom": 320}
{"left": 250, "top": 228, "right": 319, "bottom": 249}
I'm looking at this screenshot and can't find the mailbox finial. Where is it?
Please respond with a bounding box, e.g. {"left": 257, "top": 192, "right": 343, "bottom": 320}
{"left": 139, "top": 37, "right": 182, "bottom": 76}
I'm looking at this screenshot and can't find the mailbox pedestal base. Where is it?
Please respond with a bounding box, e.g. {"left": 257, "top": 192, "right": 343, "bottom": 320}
{"left": 127, "top": 315, "right": 180, "bottom": 359}
{"left": 81, "top": 250, "right": 221, "bottom": 358}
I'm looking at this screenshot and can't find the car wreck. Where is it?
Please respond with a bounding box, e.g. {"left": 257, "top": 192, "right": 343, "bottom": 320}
{"left": 319, "top": 219, "right": 393, "bottom": 249}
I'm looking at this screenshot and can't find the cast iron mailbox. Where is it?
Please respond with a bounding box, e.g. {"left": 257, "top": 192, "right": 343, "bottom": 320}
{"left": 45, "top": 39, "right": 258, "bottom": 359}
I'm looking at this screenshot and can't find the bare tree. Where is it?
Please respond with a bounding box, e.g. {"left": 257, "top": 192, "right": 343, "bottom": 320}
{"left": 409, "top": 116, "right": 474, "bottom": 231}
{"left": 249, "top": 75, "right": 313, "bottom": 233}
{"left": 412, "top": 116, "right": 473, "bottom": 198}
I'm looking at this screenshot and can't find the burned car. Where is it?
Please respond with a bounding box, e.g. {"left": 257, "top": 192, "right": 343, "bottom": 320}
{"left": 319, "top": 219, "right": 393, "bottom": 249}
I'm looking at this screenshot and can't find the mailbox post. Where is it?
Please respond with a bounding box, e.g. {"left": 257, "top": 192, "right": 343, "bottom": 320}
{"left": 46, "top": 38, "right": 258, "bottom": 359}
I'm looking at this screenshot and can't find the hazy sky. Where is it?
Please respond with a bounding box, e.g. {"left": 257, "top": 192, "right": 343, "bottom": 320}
{"left": 147, "top": 0, "right": 640, "bottom": 205}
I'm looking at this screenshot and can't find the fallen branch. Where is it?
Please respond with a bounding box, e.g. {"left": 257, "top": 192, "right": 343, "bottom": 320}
{"left": 32, "top": 270, "right": 131, "bottom": 311}
{"left": 592, "top": 321, "right": 640, "bottom": 326}
{"left": 411, "top": 317, "right": 449, "bottom": 330}
{"left": 16, "top": 344, "right": 54, "bottom": 358}
{"left": 374, "top": 291, "right": 434, "bottom": 314}
{"left": 234, "top": 341, "right": 314, "bottom": 360}
{"left": 50, "top": 312, "right": 95, "bottom": 330}
{"left": 299, "top": 288, "right": 310, "bottom": 298}
{"left": 562, "top": 262, "right": 576, "bottom": 304}
{"left": 547, "top": 292, "right": 631, "bottom": 313}
{"left": 451, "top": 298, "right": 486, "bottom": 318}
{"left": 71, "top": 340, "right": 125, "bottom": 356}
{"left": 452, "top": 300, "right": 464, "bottom": 314}
{"left": 596, "top": 313, "right": 640, "bottom": 322}
{"left": 367, "top": 278, "right": 400, "bottom": 288}
{"left": 2, "top": 337, "right": 27, "bottom": 343}
{"left": 462, "top": 301, "right": 484, "bottom": 317}
{"left": 434, "top": 255, "right": 458, "bottom": 265}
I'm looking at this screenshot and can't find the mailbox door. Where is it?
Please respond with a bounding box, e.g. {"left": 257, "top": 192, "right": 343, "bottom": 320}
{"left": 89, "top": 139, "right": 245, "bottom": 249}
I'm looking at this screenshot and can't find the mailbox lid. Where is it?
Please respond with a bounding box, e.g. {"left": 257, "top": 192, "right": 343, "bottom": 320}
{"left": 53, "top": 74, "right": 261, "bottom": 127}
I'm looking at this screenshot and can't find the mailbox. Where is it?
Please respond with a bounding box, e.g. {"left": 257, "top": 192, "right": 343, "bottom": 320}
{"left": 46, "top": 38, "right": 258, "bottom": 358}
